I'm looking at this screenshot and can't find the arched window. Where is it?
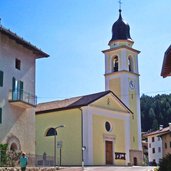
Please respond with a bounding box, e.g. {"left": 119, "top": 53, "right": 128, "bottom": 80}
{"left": 112, "top": 56, "right": 118, "bottom": 72}
{"left": 45, "top": 128, "right": 57, "bottom": 136}
{"left": 128, "top": 56, "right": 133, "bottom": 72}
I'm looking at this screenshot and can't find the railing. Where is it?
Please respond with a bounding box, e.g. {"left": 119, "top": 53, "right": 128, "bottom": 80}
{"left": 8, "top": 89, "right": 37, "bottom": 106}
{"left": 35, "top": 154, "right": 54, "bottom": 166}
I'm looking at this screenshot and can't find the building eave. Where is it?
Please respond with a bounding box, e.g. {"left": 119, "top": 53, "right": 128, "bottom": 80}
{"left": 161, "top": 45, "right": 171, "bottom": 78}
{"left": 0, "top": 26, "right": 49, "bottom": 58}
{"left": 102, "top": 45, "right": 140, "bottom": 54}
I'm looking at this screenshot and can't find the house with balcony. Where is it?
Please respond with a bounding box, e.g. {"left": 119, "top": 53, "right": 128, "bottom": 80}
{"left": 0, "top": 25, "right": 48, "bottom": 159}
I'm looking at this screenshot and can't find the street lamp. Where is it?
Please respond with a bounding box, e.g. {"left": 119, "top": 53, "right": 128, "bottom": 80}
{"left": 45, "top": 124, "right": 65, "bottom": 166}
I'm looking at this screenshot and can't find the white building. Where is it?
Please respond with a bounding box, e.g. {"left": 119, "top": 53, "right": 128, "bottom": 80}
{"left": 0, "top": 25, "right": 48, "bottom": 157}
{"left": 146, "top": 126, "right": 167, "bottom": 165}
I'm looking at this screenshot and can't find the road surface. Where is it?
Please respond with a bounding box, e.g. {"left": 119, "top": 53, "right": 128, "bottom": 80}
{"left": 61, "top": 166, "right": 157, "bottom": 171}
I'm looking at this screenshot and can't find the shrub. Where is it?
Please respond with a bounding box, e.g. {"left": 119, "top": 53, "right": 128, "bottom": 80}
{"left": 0, "top": 144, "right": 8, "bottom": 166}
{"left": 159, "top": 154, "right": 171, "bottom": 171}
{"left": 0, "top": 144, "right": 21, "bottom": 166}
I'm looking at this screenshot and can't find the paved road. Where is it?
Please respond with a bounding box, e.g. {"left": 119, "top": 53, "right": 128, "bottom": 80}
{"left": 61, "top": 166, "right": 157, "bottom": 171}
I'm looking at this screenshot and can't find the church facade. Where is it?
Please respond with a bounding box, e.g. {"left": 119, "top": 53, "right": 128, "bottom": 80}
{"left": 35, "top": 9, "right": 142, "bottom": 166}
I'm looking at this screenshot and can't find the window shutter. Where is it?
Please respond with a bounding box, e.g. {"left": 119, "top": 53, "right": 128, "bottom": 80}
{"left": 0, "top": 108, "right": 2, "bottom": 123}
{"left": 12, "top": 77, "right": 16, "bottom": 91}
{"left": 19, "top": 81, "right": 24, "bottom": 100}
{"left": 0, "top": 71, "right": 3, "bottom": 87}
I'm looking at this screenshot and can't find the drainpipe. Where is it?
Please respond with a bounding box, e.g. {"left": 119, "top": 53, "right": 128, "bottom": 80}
{"left": 79, "top": 107, "right": 85, "bottom": 170}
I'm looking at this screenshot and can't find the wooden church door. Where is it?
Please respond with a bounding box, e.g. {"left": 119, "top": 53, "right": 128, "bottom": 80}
{"left": 105, "top": 141, "right": 113, "bottom": 165}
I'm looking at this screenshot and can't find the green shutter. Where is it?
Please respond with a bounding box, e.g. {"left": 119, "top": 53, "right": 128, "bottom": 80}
{"left": 12, "top": 77, "right": 16, "bottom": 91}
{"left": 19, "top": 81, "right": 24, "bottom": 100}
{"left": 0, "top": 71, "right": 3, "bottom": 87}
{"left": 0, "top": 108, "right": 2, "bottom": 124}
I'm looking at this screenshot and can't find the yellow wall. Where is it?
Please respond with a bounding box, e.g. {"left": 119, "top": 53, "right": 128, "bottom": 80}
{"left": 92, "top": 94, "right": 127, "bottom": 113}
{"left": 92, "top": 114, "right": 126, "bottom": 165}
{"left": 36, "top": 108, "right": 82, "bottom": 165}
{"left": 129, "top": 90, "right": 138, "bottom": 150}
{"left": 109, "top": 78, "right": 121, "bottom": 99}
{"left": 162, "top": 133, "right": 171, "bottom": 156}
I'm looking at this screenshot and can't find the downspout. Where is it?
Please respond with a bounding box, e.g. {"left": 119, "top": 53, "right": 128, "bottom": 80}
{"left": 79, "top": 107, "right": 84, "bottom": 164}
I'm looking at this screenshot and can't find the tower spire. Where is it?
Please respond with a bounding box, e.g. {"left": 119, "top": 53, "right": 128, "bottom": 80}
{"left": 109, "top": 0, "right": 133, "bottom": 44}
{"left": 118, "top": 0, "right": 122, "bottom": 13}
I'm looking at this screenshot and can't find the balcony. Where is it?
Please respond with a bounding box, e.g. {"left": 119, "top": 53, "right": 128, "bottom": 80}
{"left": 8, "top": 89, "right": 37, "bottom": 108}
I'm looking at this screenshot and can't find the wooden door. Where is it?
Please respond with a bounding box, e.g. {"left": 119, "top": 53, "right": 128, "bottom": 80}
{"left": 105, "top": 141, "right": 113, "bottom": 165}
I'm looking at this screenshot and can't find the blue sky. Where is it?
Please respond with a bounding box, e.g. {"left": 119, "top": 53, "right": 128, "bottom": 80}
{"left": 1, "top": 0, "right": 171, "bottom": 103}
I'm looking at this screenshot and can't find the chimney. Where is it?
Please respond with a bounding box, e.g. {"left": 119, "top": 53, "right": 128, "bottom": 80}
{"left": 159, "top": 125, "right": 163, "bottom": 130}
{"left": 169, "top": 123, "right": 171, "bottom": 131}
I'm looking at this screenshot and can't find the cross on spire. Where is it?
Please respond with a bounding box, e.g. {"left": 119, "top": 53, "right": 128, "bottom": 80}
{"left": 118, "top": 0, "right": 122, "bottom": 10}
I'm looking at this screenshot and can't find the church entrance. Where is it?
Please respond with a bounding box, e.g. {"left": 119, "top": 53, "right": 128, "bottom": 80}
{"left": 105, "top": 141, "right": 113, "bottom": 165}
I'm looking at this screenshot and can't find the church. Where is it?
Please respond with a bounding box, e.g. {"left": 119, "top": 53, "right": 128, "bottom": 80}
{"left": 35, "top": 8, "right": 143, "bottom": 166}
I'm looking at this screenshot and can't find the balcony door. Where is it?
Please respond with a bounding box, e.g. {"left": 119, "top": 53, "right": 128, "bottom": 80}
{"left": 12, "top": 77, "right": 23, "bottom": 100}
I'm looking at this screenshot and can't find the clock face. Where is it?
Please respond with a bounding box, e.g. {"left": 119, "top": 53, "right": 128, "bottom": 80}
{"left": 129, "top": 80, "right": 135, "bottom": 89}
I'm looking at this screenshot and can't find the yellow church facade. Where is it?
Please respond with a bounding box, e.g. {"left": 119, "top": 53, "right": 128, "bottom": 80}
{"left": 35, "top": 9, "right": 143, "bottom": 166}
{"left": 36, "top": 91, "right": 131, "bottom": 166}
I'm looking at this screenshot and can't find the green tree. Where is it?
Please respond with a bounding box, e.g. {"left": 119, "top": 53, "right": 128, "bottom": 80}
{"left": 159, "top": 154, "right": 171, "bottom": 171}
{"left": 152, "top": 119, "right": 158, "bottom": 131}
{"left": 140, "top": 93, "right": 171, "bottom": 131}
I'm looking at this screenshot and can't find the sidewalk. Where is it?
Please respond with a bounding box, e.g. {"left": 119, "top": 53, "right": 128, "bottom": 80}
{"left": 60, "top": 166, "right": 157, "bottom": 171}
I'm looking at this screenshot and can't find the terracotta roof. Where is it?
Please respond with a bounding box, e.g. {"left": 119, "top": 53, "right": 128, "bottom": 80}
{"left": 145, "top": 127, "right": 170, "bottom": 137}
{"left": 0, "top": 25, "right": 49, "bottom": 58}
{"left": 36, "top": 90, "right": 132, "bottom": 114}
{"left": 161, "top": 45, "right": 171, "bottom": 78}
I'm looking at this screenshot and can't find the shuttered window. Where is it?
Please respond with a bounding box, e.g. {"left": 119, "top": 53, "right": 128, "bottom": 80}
{"left": 0, "top": 71, "right": 3, "bottom": 87}
{"left": 0, "top": 108, "right": 2, "bottom": 124}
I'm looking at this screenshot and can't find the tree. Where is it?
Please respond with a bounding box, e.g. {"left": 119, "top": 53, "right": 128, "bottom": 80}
{"left": 152, "top": 119, "right": 158, "bottom": 131}
{"left": 0, "top": 144, "right": 21, "bottom": 166}
{"left": 141, "top": 93, "right": 171, "bottom": 132}
{"left": 159, "top": 154, "right": 171, "bottom": 171}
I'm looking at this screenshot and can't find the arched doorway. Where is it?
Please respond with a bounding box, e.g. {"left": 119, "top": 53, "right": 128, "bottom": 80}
{"left": 133, "top": 157, "right": 137, "bottom": 166}
{"left": 10, "top": 143, "right": 18, "bottom": 151}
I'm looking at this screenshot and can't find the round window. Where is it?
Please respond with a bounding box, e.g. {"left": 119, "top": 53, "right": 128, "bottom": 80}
{"left": 105, "top": 121, "right": 112, "bottom": 132}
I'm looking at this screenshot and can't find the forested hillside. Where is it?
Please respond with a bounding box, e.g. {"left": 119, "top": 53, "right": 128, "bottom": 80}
{"left": 141, "top": 94, "right": 171, "bottom": 132}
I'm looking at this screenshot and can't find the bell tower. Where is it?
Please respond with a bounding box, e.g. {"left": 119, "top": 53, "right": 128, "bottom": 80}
{"left": 102, "top": 9, "right": 143, "bottom": 165}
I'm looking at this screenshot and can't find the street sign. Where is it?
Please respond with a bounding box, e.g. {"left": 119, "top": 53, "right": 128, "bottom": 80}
{"left": 57, "top": 141, "right": 63, "bottom": 148}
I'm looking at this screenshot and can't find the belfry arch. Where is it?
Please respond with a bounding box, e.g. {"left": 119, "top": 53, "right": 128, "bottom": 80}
{"left": 112, "top": 56, "right": 119, "bottom": 72}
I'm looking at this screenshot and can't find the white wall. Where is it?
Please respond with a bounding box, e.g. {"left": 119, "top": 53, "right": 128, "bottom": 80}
{"left": 148, "top": 135, "right": 163, "bottom": 164}
{"left": 0, "top": 33, "right": 36, "bottom": 154}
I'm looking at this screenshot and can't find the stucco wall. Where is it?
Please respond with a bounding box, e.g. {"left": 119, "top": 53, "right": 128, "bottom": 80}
{"left": 36, "top": 109, "right": 82, "bottom": 166}
{"left": 162, "top": 133, "right": 171, "bottom": 156}
{"left": 93, "top": 114, "right": 126, "bottom": 165}
{"left": 0, "top": 33, "right": 36, "bottom": 154}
